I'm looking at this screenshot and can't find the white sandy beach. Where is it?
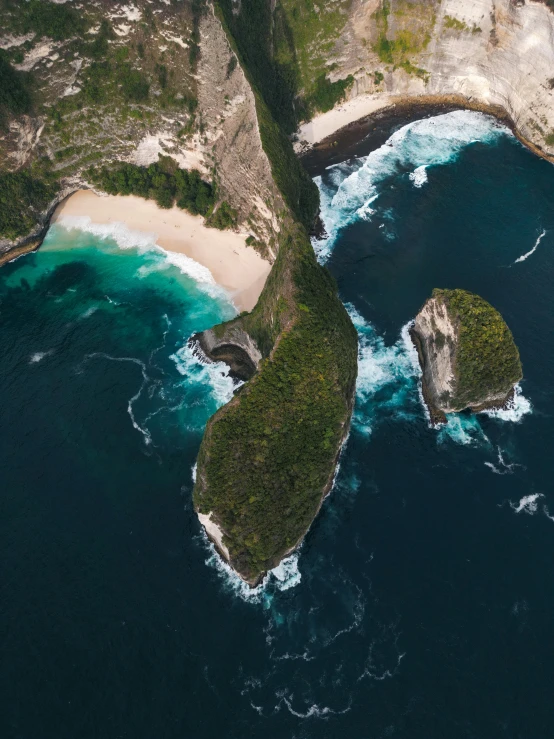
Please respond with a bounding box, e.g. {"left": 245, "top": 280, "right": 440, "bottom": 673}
{"left": 52, "top": 191, "right": 272, "bottom": 312}
{"left": 298, "top": 94, "right": 392, "bottom": 145}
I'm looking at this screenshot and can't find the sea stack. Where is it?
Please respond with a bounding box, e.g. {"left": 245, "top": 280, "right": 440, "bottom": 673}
{"left": 411, "top": 289, "right": 522, "bottom": 423}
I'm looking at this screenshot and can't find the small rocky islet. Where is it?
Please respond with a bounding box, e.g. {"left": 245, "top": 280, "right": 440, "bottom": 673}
{"left": 411, "top": 288, "right": 523, "bottom": 424}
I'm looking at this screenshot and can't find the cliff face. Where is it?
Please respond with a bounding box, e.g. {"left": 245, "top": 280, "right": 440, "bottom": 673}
{"left": 0, "top": 0, "right": 282, "bottom": 258}
{"left": 411, "top": 293, "right": 458, "bottom": 417}
{"left": 296, "top": 0, "right": 554, "bottom": 156}
{"left": 412, "top": 289, "right": 523, "bottom": 421}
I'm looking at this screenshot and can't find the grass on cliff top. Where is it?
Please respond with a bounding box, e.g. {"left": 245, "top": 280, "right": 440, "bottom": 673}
{"left": 434, "top": 288, "right": 522, "bottom": 408}
{"left": 372, "top": 0, "right": 435, "bottom": 75}
{"left": 1, "top": 0, "right": 87, "bottom": 41}
{"left": 194, "top": 224, "right": 358, "bottom": 582}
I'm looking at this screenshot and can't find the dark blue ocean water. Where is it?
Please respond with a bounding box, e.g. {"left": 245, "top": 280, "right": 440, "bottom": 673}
{"left": 2, "top": 111, "right": 554, "bottom": 738}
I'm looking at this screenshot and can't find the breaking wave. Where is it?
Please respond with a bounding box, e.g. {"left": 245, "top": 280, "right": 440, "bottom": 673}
{"left": 513, "top": 229, "right": 547, "bottom": 265}
{"left": 29, "top": 349, "right": 55, "bottom": 364}
{"left": 481, "top": 384, "right": 532, "bottom": 423}
{"left": 202, "top": 531, "right": 302, "bottom": 605}
{"left": 170, "top": 341, "right": 238, "bottom": 409}
{"left": 56, "top": 216, "right": 228, "bottom": 300}
{"left": 347, "top": 305, "right": 421, "bottom": 437}
{"left": 313, "top": 110, "right": 509, "bottom": 262}
{"left": 510, "top": 493, "right": 544, "bottom": 515}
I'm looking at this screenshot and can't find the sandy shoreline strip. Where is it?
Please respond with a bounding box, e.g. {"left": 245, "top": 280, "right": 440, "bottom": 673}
{"left": 298, "top": 93, "right": 390, "bottom": 145}
{"left": 52, "top": 191, "right": 272, "bottom": 312}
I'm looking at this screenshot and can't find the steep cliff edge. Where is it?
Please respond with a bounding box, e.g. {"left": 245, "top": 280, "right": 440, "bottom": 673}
{"left": 411, "top": 289, "right": 522, "bottom": 422}
{"left": 0, "top": 0, "right": 283, "bottom": 259}
{"left": 295, "top": 0, "right": 554, "bottom": 160}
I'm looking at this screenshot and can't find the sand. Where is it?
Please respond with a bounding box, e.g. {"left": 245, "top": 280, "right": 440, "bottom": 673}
{"left": 198, "top": 512, "right": 230, "bottom": 560}
{"left": 52, "top": 191, "right": 272, "bottom": 312}
{"left": 298, "top": 94, "right": 391, "bottom": 145}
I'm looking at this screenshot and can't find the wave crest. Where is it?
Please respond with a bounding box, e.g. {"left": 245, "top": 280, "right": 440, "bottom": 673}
{"left": 313, "top": 110, "right": 509, "bottom": 262}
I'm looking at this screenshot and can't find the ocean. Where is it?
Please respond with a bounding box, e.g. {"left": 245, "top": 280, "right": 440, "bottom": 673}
{"left": 2, "top": 110, "right": 554, "bottom": 737}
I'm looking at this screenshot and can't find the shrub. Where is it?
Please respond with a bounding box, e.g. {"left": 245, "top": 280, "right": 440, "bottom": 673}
{"left": 118, "top": 65, "right": 149, "bottom": 102}
{"left": 434, "top": 289, "right": 522, "bottom": 408}
{"left": 305, "top": 73, "right": 354, "bottom": 115}
{"left": 0, "top": 168, "right": 58, "bottom": 240}
{"left": 87, "top": 19, "right": 114, "bottom": 60}
{"left": 88, "top": 159, "right": 217, "bottom": 218}
{"left": 19, "top": 0, "right": 87, "bottom": 41}
{"left": 208, "top": 201, "right": 237, "bottom": 229}
{"left": 0, "top": 50, "right": 33, "bottom": 127}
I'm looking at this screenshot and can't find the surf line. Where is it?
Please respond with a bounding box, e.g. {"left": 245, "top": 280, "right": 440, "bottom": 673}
{"left": 513, "top": 229, "right": 547, "bottom": 265}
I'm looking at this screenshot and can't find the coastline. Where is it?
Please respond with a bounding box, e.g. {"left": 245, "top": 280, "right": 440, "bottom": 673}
{"left": 300, "top": 94, "right": 554, "bottom": 177}
{"left": 50, "top": 191, "right": 272, "bottom": 312}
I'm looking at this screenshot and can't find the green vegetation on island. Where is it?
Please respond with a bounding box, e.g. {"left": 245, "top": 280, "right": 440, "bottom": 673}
{"left": 194, "top": 222, "right": 357, "bottom": 582}
{"left": 434, "top": 288, "right": 522, "bottom": 409}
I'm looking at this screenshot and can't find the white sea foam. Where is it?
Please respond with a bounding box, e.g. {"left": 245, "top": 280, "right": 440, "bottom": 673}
{"left": 438, "top": 413, "right": 489, "bottom": 446}
{"left": 270, "top": 555, "right": 302, "bottom": 591}
{"left": 510, "top": 493, "right": 544, "bottom": 514}
{"left": 484, "top": 447, "right": 522, "bottom": 475}
{"left": 203, "top": 532, "right": 302, "bottom": 604}
{"left": 191, "top": 463, "right": 197, "bottom": 483}
{"left": 79, "top": 305, "right": 98, "bottom": 319}
{"left": 346, "top": 305, "right": 421, "bottom": 436}
{"left": 56, "top": 216, "right": 228, "bottom": 299}
{"left": 57, "top": 215, "right": 159, "bottom": 250}
{"left": 513, "top": 229, "right": 547, "bottom": 264}
{"left": 278, "top": 695, "right": 352, "bottom": 718}
{"left": 357, "top": 651, "right": 406, "bottom": 683}
{"left": 409, "top": 165, "right": 428, "bottom": 188}
{"left": 543, "top": 506, "right": 554, "bottom": 522}
{"left": 481, "top": 384, "right": 532, "bottom": 423}
{"left": 170, "top": 342, "right": 238, "bottom": 409}
{"left": 29, "top": 349, "right": 55, "bottom": 364}
{"left": 313, "top": 110, "right": 508, "bottom": 263}
{"left": 84, "top": 353, "right": 152, "bottom": 445}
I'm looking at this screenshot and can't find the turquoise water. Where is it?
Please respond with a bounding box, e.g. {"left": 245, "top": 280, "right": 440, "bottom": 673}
{"left": 2, "top": 111, "right": 554, "bottom": 737}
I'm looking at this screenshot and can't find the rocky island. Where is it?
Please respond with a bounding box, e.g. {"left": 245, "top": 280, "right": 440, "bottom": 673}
{"left": 411, "top": 289, "right": 523, "bottom": 423}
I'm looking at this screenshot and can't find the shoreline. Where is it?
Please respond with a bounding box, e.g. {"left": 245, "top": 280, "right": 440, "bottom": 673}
{"left": 52, "top": 191, "right": 272, "bottom": 312}
{"left": 20, "top": 190, "right": 271, "bottom": 313}
{"left": 300, "top": 94, "right": 554, "bottom": 177}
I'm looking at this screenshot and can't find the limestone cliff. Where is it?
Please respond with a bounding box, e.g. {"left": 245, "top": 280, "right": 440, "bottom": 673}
{"left": 0, "top": 0, "right": 282, "bottom": 260}
{"left": 411, "top": 289, "right": 522, "bottom": 421}
{"left": 295, "top": 0, "right": 554, "bottom": 158}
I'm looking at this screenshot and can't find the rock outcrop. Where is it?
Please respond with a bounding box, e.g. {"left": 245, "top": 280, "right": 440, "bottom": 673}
{"left": 411, "top": 289, "right": 522, "bottom": 421}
